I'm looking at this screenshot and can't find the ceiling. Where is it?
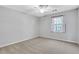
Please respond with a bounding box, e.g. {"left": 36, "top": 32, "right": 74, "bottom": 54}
{"left": 2, "top": 5, "right": 79, "bottom": 17}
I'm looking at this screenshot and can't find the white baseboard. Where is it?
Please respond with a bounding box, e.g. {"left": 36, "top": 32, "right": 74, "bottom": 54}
{"left": 0, "top": 35, "right": 39, "bottom": 48}
{"left": 0, "top": 35, "right": 78, "bottom": 48}
{"left": 40, "top": 35, "right": 79, "bottom": 45}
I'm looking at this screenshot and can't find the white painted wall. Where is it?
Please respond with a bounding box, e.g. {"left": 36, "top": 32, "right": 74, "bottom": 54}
{"left": 77, "top": 9, "right": 79, "bottom": 43}
{"left": 40, "top": 9, "right": 78, "bottom": 43}
{"left": 0, "top": 6, "right": 39, "bottom": 47}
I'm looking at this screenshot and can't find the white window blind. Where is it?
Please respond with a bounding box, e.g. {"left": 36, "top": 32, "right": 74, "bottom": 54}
{"left": 51, "top": 15, "right": 65, "bottom": 32}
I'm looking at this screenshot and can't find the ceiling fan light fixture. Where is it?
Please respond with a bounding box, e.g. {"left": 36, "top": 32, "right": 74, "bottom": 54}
{"left": 34, "top": 5, "right": 49, "bottom": 13}
{"left": 38, "top": 5, "right": 48, "bottom": 9}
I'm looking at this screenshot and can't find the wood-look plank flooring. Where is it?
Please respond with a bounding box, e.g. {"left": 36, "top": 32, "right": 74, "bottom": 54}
{"left": 0, "top": 37, "right": 79, "bottom": 54}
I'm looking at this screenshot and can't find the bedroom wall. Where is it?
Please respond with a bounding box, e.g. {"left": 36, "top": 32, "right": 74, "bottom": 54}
{"left": 40, "top": 9, "right": 78, "bottom": 43}
{"left": 77, "top": 8, "right": 79, "bottom": 43}
{"left": 0, "top": 6, "right": 39, "bottom": 47}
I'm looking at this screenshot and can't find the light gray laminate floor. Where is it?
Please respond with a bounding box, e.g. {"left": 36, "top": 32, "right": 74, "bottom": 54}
{"left": 0, "top": 37, "right": 79, "bottom": 54}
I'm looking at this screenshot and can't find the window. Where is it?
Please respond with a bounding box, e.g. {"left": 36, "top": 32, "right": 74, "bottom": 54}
{"left": 51, "top": 15, "right": 65, "bottom": 32}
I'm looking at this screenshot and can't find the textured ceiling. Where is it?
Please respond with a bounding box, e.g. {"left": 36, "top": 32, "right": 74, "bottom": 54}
{"left": 2, "top": 5, "right": 79, "bottom": 17}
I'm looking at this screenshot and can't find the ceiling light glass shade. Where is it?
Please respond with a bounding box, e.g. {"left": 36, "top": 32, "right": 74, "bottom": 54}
{"left": 39, "top": 9, "right": 45, "bottom": 13}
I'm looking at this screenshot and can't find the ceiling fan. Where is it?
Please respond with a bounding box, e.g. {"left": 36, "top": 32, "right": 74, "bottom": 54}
{"left": 34, "top": 5, "right": 50, "bottom": 13}
{"left": 34, "top": 5, "right": 57, "bottom": 13}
